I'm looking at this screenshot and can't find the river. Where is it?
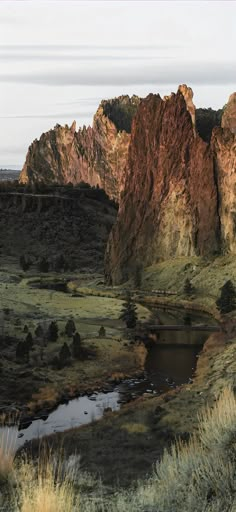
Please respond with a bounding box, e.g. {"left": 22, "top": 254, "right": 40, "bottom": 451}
{"left": 0, "top": 307, "right": 216, "bottom": 450}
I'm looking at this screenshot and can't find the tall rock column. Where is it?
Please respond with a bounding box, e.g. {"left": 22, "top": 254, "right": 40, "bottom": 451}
{"left": 105, "top": 86, "right": 220, "bottom": 284}
{"left": 212, "top": 92, "right": 236, "bottom": 253}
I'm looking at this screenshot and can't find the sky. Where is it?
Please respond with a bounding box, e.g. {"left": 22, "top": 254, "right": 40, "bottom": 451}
{"left": 0, "top": 0, "right": 235, "bottom": 168}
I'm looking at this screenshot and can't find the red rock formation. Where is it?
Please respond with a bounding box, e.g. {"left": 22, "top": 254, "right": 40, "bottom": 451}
{"left": 212, "top": 93, "right": 236, "bottom": 253}
{"left": 221, "top": 93, "right": 236, "bottom": 134}
{"left": 19, "top": 96, "right": 140, "bottom": 200}
{"left": 105, "top": 86, "right": 220, "bottom": 284}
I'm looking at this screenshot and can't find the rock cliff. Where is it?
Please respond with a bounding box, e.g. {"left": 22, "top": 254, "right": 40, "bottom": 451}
{"left": 19, "top": 96, "right": 140, "bottom": 201}
{"left": 105, "top": 86, "right": 236, "bottom": 284}
{"left": 212, "top": 98, "right": 236, "bottom": 253}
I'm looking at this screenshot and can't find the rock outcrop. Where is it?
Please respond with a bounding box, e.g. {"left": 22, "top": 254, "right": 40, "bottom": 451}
{"left": 105, "top": 86, "right": 221, "bottom": 284}
{"left": 19, "top": 96, "right": 141, "bottom": 200}
{"left": 221, "top": 93, "right": 236, "bottom": 134}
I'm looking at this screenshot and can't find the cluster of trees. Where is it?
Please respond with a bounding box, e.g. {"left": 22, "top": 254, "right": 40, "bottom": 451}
{"left": 15, "top": 317, "right": 83, "bottom": 368}
{"left": 19, "top": 254, "right": 70, "bottom": 273}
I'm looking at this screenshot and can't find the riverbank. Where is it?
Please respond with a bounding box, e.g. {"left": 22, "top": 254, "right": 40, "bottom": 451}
{"left": 0, "top": 261, "right": 150, "bottom": 420}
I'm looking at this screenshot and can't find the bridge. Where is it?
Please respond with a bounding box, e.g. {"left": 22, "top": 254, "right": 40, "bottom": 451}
{"left": 137, "top": 324, "right": 221, "bottom": 332}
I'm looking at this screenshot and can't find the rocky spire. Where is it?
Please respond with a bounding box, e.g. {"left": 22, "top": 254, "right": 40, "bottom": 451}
{"left": 178, "top": 84, "right": 196, "bottom": 136}
{"left": 221, "top": 92, "right": 236, "bottom": 134}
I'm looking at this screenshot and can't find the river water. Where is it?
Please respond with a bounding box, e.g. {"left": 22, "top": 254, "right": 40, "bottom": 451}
{"left": 0, "top": 308, "right": 216, "bottom": 449}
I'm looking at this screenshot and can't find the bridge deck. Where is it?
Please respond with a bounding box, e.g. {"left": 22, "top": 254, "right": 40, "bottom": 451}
{"left": 138, "top": 324, "right": 220, "bottom": 332}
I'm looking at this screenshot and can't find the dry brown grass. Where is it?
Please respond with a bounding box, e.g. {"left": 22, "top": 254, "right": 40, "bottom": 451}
{"left": 16, "top": 454, "right": 78, "bottom": 512}
{"left": 0, "top": 427, "right": 17, "bottom": 482}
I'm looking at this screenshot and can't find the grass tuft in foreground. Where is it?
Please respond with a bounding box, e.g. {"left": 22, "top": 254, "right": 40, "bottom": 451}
{"left": 0, "top": 426, "right": 17, "bottom": 483}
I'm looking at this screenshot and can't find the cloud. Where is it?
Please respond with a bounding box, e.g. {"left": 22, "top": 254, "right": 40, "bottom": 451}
{"left": 0, "top": 53, "right": 171, "bottom": 62}
{"left": 0, "top": 61, "right": 235, "bottom": 87}
{"left": 0, "top": 44, "right": 175, "bottom": 62}
{"left": 0, "top": 44, "right": 179, "bottom": 51}
{"left": 0, "top": 112, "right": 94, "bottom": 119}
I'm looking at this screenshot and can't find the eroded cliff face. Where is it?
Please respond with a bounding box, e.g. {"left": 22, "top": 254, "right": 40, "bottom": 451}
{"left": 19, "top": 96, "right": 140, "bottom": 200}
{"left": 212, "top": 95, "right": 236, "bottom": 253}
{"left": 105, "top": 86, "right": 222, "bottom": 284}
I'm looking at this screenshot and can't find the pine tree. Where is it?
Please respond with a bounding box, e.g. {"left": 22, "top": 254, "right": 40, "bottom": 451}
{"left": 25, "top": 332, "right": 33, "bottom": 350}
{"left": 216, "top": 280, "right": 236, "bottom": 314}
{"left": 65, "top": 319, "right": 76, "bottom": 337}
{"left": 183, "top": 278, "right": 194, "bottom": 297}
{"left": 35, "top": 324, "right": 44, "bottom": 338}
{"left": 72, "top": 332, "right": 81, "bottom": 359}
{"left": 119, "top": 293, "right": 138, "bottom": 328}
{"left": 47, "top": 321, "right": 58, "bottom": 342}
{"left": 59, "top": 342, "right": 71, "bottom": 367}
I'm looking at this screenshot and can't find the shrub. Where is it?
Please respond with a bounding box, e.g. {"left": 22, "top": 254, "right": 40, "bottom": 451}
{"left": 106, "top": 387, "right": 236, "bottom": 512}
{"left": 99, "top": 326, "right": 106, "bottom": 337}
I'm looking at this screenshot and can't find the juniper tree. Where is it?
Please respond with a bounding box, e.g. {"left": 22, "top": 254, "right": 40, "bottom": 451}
{"left": 19, "top": 255, "right": 31, "bottom": 272}
{"left": 25, "top": 332, "right": 33, "bottom": 350}
{"left": 119, "top": 293, "right": 138, "bottom": 328}
{"left": 216, "top": 280, "right": 236, "bottom": 314}
{"left": 47, "top": 321, "right": 58, "bottom": 342}
{"left": 72, "top": 332, "right": 81, "bottom": 359}
{"left": 99, "top": 326, "right": 106, "bottom": 337}
{"left": 65, "top": 319, "right": 76, "bottom": 337}
{"left": 35, "top": 324, "right": 44, "bottom": 338}
{"left": 183, "top": 278, "right": 194, "bottom": 297}
{"left": 59, "top": 342, "right": 71, "bottom": 367}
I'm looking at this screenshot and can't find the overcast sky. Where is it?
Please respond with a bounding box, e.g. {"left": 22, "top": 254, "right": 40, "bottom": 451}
{"left": 0, "top": 0, "right": 235, "bottom": 168}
